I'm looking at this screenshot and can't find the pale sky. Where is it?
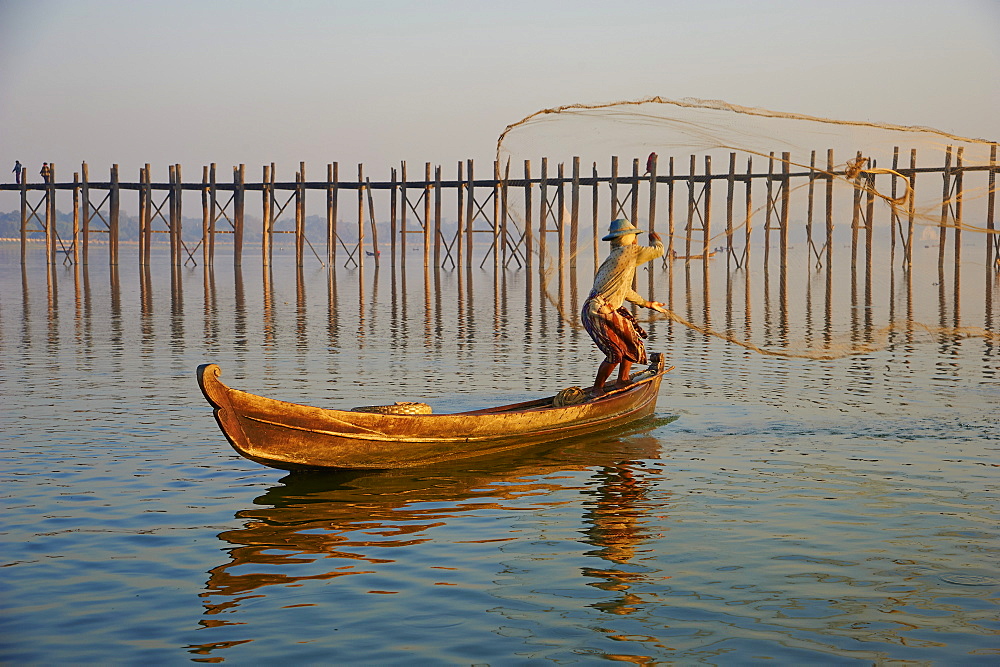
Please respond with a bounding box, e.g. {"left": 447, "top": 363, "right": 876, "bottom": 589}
{"left": 1, "top": 0, "right": 997, "bottom": 183}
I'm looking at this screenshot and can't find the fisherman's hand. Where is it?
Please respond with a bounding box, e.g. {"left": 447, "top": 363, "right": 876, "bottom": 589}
{"left": 647, "top": 301, "right": 668, "bottom": 314}
{"left": 649, "top": 232, "right": 662, "bottom": 243}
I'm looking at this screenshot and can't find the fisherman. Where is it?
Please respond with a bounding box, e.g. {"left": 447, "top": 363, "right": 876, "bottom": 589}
{"left": 582, "top": 218, "right": 668, "bottom": 391}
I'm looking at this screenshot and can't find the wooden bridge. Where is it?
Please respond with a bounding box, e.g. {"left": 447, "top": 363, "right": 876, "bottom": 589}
{"left": 4, "top": 147, "right": 997, "bottom": 279}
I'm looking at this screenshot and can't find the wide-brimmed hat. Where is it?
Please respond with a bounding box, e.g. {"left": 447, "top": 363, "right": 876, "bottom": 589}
{"left": 602, "top": 218, "right": 643, "bottom": 241}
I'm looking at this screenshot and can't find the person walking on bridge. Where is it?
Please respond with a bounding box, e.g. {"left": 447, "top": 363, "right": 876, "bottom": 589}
{"left": 12, "top": 161, "right": 23, "bottom": 184}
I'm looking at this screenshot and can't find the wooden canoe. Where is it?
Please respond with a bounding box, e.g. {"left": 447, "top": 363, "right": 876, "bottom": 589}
{"left": 197, "top": 354, "right": 669, "bottom": 470}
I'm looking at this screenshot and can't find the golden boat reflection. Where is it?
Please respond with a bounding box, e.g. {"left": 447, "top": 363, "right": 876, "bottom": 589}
{"left": 198, "top": 421, "right": 674, "bottom": 626}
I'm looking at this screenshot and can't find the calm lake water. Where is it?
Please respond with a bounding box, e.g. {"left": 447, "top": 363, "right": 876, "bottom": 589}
{"left": 1, "top": 242, "right": 998, "bottom": 664}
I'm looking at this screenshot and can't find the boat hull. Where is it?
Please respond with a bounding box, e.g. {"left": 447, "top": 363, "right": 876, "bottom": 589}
{"left": 198, "top": 357, "right": 666, "bottom": 470}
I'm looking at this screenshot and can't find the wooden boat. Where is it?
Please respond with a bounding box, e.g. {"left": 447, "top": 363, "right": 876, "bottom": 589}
{"left": 197, "top": 354, "right": 669, "bottom": 470}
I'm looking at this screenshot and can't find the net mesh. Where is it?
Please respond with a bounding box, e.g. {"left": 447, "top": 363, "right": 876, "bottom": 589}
{"left": 495, "top": 97, "right": 999, "bottom": 359}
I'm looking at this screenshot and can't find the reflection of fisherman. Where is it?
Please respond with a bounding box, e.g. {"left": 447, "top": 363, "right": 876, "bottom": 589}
{"left": 39, "top": 162, "right": 51, "bottom": 183}
{"left": 582, "top": 219, "right": 667, "bottom": 390}
{"left": 12, "top": 160, "right": 23, "bottom": 184}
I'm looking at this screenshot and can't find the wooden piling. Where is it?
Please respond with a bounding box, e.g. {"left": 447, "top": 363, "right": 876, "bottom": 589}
{"left": 167, "top": 165, "right": 180, "bottom": 266}
{"left": 109, "top": 164, "right": 120, "bottom": 267}
{"left": 391, "top": 165, "right": 399, "bottom": 267}
{"left": 890, "top": 148, "right": 899, "bottom": 261}
{"left": 492, "top": 160, "right": 500, "bottom": 272}
{"left": 825, "top": 150, "right": 834, "bottom": 272}
{"left": 172, "top": 164, "right": 182, "bottom": 266}
{"left": 610, "top": 156, "right": 619, "bottom": 221}
{"left": 19, "top": 170, "right": 27, "bottom": 264}
{"left": 648, "top": 152, "right": 659, "bottom": 242}
{"left": 45, "top": 163, "right": 55, "bottom": 265}
{"left": 367, "top": 175, "right": 381, "bottom": 267}
{"left": 571, "top": 156, "right": 580, "bottom": 271}
{"left": 806, "top": 150, "right": 816, "bottom": 260}
{"left": 864, "top": 158, "right": 875, "bottom": 282}
{"left": 907, "top": 149, "right": 916, "bottom": 268}
{"left": 686, "top": 154, "right": 696, "bottom": 259}
{"left": 140, "top": 164, "right": 150, "bottom": 265}
{"left": 297, "top": 163, "right": 307, "bottom": 268}
{"left": 261, "top": 164, "right": 271, "bottom": 267}
{"left": 939, "top": 146, "right": 953, "bottom": 269}
{"left": 401, "top": 161, "right": 408, "bottom": 267}
{"left": 668, "top": 157, "right": 676, "bottom": 264}
{"left": 72, "top": 172, "right": 80, "bottom": 265}
{"left": 987, "top": 144, "right": 997, "bottom": 272}
{"left": 234, "top": 164, "right": 245, "bottom": 266}
{"left": 328, "top": 162, "right": 339, "bottom": 266}
{"left": 136, "top": 166, "right": 145, "bottom": 264}
{"left": 648, "top": 153, "right": 659, "bottom": 295}
{"left": 423, "top": 162, "right": 431, "bottom": 268}
{"left": 850, "top": 151, "right": 862, "bottom": 272}
{"left": 630, "top": 158, "right": 640, "bottom": 224}
{"left": 742, "top": 156, "right": 751, "bottom": 270}
{"left": 539, "top": 158, "right": 548, "bottom": 272}
{"left": 501, "top": 160, "right": 510, "bottom": 269}
{"left": 208, "top": 164, "right": 218, "bottom": 265}
{"left": 705, "top": 155, "right": 714, "bottom": 259}
{"left": 954, "top": 147, "right": 964, "bottom": 272}
{"left": 455, "top": 161, "right": 463, "bottom": 269}
{"left": 724, "top": 153, "right": 734, "bottom": 264}
{"left": 81, "top": 163, "right": 90, "bottom": 265}
{"left": 523, "top": 160, "right": 533, "bottom": 269}
{"left": 764, "top": 153, "right": 775, "bottom": 270}
{"left": 435, "top": 164, "right": 442, "bottom": 268}
{"left": 591, "top": 162, "right": 599, "bottom": 269}
{"left": 557, "top": 162, "right": 565, "bottom": 284}
{"left": 199, "top": 166, "right": 208, "bottom": 265}
{"left": 779, "top": 152, "right": 789, "bottom": 270}
{"left": 464, "top": 160, "right": 473, "bottom": 267}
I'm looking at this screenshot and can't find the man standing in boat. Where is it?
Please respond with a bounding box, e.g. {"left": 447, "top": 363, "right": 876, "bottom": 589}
{"left": 583, "top": 219, "right": 668, "bottom": 391}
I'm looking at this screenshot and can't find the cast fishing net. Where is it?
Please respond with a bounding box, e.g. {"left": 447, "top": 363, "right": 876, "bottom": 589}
{"left": 496, "top": 97, "right": 999, "bottom": 359}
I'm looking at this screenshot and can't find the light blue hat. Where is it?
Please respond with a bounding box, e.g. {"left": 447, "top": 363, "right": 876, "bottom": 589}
{"left": 602, "top": 218, "right": 643, "bottom": 241}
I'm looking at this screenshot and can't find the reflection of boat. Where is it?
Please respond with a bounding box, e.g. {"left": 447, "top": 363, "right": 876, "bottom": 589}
{"left": 197, "top": 354, "right": 669, "bottom": 470}
{"left": 197, "top": 427, "right": 673, "bottom": 625}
